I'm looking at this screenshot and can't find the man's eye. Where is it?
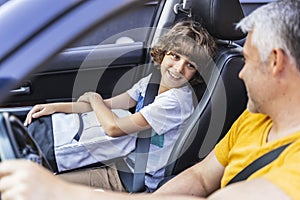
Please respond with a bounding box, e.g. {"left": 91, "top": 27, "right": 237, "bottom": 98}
{"left": 241, "top": 54, "right": 246, "bottom": 63}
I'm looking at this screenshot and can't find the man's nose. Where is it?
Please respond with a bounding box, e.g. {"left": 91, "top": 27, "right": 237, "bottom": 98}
{"left": 238, "top": 66, "right": 245, "bottom": 79}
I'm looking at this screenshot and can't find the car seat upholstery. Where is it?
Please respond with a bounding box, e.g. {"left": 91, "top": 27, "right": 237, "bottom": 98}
{"left": 163, "top": 0, "right": 248, "bottom": 178}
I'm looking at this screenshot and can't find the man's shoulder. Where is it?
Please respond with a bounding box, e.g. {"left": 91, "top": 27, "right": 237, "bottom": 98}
{"left": 230, "top": 109, "right": 271, "bottom": 140}
{"left": 238, "top": 109, "right": 270, "bottom": 125}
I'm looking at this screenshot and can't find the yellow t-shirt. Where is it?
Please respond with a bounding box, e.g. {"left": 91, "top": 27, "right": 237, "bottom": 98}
{"left": 215, "top": 109, "right": 300, "bottom": 199}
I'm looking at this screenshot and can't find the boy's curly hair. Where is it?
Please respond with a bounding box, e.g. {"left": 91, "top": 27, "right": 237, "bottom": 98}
{"left": 150, "top": 20, "right": 216, "bottom": 85}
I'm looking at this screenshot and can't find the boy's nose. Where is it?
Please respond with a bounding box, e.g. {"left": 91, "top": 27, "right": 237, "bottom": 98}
{"left": 174, "top": 61, "right": 185, "bottom": 73}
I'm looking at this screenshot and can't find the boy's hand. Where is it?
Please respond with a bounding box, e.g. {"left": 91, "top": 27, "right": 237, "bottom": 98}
{"left": 77, "top": 92, "right": 103, "bottom": 104}
{"left": 24, "top": 104, "right": 56, "bottom": 126}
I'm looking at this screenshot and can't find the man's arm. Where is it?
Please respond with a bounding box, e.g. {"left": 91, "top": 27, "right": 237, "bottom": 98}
{"left": 207, "top": 178, "right": 290, "bottom": 200}
{"left": 154, "top": 151, "right": 290, "bottom": 200}
{"left": 156, "top": 150, "right": 290, "bottom": 200}
{"left": 155, "top": 150, "right": 224, "bottom": 197}
{"left": 0, "top": 160, "right": 204, "bottom": 200}
{"left": 0, "top": 159, "right": 290, "bottom": 200}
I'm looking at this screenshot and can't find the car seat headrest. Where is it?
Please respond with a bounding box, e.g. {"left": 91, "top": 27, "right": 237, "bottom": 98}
{"left": 191, "top": 0, "right": 246, "bottom": 40}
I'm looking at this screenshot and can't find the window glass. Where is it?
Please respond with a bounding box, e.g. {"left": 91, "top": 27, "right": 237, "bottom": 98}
{"left": 70, "top": 2, "right": 158, "bottom": 47}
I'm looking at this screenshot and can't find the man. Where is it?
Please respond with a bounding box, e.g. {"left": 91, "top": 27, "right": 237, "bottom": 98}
{"left": 0, "top": 0, "right": 299, "bottom": 199}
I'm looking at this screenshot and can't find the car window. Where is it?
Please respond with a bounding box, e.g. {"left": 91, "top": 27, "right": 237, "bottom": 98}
{"left": 240, "top": 0, "right": 276, "bottom": 15}
{"left": 69, "top": 1, "right": 158, "bottom": 48}
{"left": 236, "top": 0, "right": 276, "bottom": 46}
{"left": 0, "top": 1, "right": 161, "bottom": 108}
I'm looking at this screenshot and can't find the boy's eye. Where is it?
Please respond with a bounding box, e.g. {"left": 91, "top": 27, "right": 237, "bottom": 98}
{"left": 169, "top": 52, "right": 180, "bottom": 59}
{"left": 187, "top": 63, "right": 196, "bottom": 69}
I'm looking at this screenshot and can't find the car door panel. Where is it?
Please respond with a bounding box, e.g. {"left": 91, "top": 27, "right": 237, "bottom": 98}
{"left": 1, "top": 1, "right": 159, "bottom": 112}
{"left": 3, "top": 42, "right": 146, "bottom": 107}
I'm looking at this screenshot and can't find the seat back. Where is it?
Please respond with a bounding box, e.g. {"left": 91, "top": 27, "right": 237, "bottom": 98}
{"left": 164, "top": 0, "right": 248, "bottom": 177}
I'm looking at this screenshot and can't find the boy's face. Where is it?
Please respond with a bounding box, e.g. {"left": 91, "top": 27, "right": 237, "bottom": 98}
{"left": 160, "top": 51, "right": 197, "bottom": 90}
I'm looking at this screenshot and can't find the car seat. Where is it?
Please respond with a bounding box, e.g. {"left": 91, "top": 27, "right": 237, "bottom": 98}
{"left": 162, "top": 0, "right": 248, "bottom": 180}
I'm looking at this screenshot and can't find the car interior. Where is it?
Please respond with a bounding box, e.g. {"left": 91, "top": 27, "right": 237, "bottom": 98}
{"left": 116, "top": 0, "right": 248, "bottom": 192}
{"left": 0, "top": 0, "right": 251, "bottom": 193}
{"left": 163, "top": 0, "right": 248, "bottom": 179}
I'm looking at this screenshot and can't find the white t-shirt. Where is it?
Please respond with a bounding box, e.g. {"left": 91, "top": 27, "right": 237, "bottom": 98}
{"left": 52, "top": 73, "right": 195, "bottom": 191}
{"left": 127, "top": 74, "right": 195, "bottom": 191}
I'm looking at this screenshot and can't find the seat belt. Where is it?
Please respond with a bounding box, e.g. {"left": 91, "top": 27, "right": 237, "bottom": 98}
{"left": 227, "top": 142, "right": 292, "bottom": 186}
{"left": 131, "top": 68, "right": 160, "bottom": 192}
{"left": 118, "top": 67, "right": 161, "bottom": 193}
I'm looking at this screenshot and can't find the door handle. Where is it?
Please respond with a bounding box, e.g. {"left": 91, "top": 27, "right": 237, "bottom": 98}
{"left": 10, "top": 86, "right": 31, "bottom": 95}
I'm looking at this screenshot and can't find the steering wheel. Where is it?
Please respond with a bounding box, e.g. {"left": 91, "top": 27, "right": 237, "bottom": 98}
{"left": 0, "top": 112, "right": 51, "bottom": 169}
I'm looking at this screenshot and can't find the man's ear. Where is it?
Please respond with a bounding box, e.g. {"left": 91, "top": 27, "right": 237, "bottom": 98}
{"left": 269, "top": 48, "right": 285, "bottom": 76}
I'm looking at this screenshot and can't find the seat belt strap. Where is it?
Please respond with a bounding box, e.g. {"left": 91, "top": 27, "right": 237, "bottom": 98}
{"left": 131, "top": 68, "right": 161, "bottom": 192}
{"left": 227, "top": 142, "right": 292, "bottom": 186}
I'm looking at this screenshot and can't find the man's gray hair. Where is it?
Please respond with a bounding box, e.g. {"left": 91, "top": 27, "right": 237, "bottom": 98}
{"left": 237, "top": 0, "right": 300, "bottom": 69}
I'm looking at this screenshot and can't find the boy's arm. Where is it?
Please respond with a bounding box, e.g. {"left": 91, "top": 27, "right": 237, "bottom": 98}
{"left": 103, "top": 92, "right": 137, "bottom": 110}
{"left": 24, "top": 101, "right": 91, "bottom": 126}
{"left": 82, "top": 92, "right": 149, "bottom": 137}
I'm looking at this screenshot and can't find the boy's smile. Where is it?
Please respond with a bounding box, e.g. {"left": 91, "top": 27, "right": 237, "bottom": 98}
{"left": 159, "top": 51, "right": 197, "bottom": 92}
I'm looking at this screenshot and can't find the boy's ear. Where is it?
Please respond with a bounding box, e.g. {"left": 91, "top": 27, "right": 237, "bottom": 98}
{"left": 269, "top": 48, "right": 285, "bottom": 76}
